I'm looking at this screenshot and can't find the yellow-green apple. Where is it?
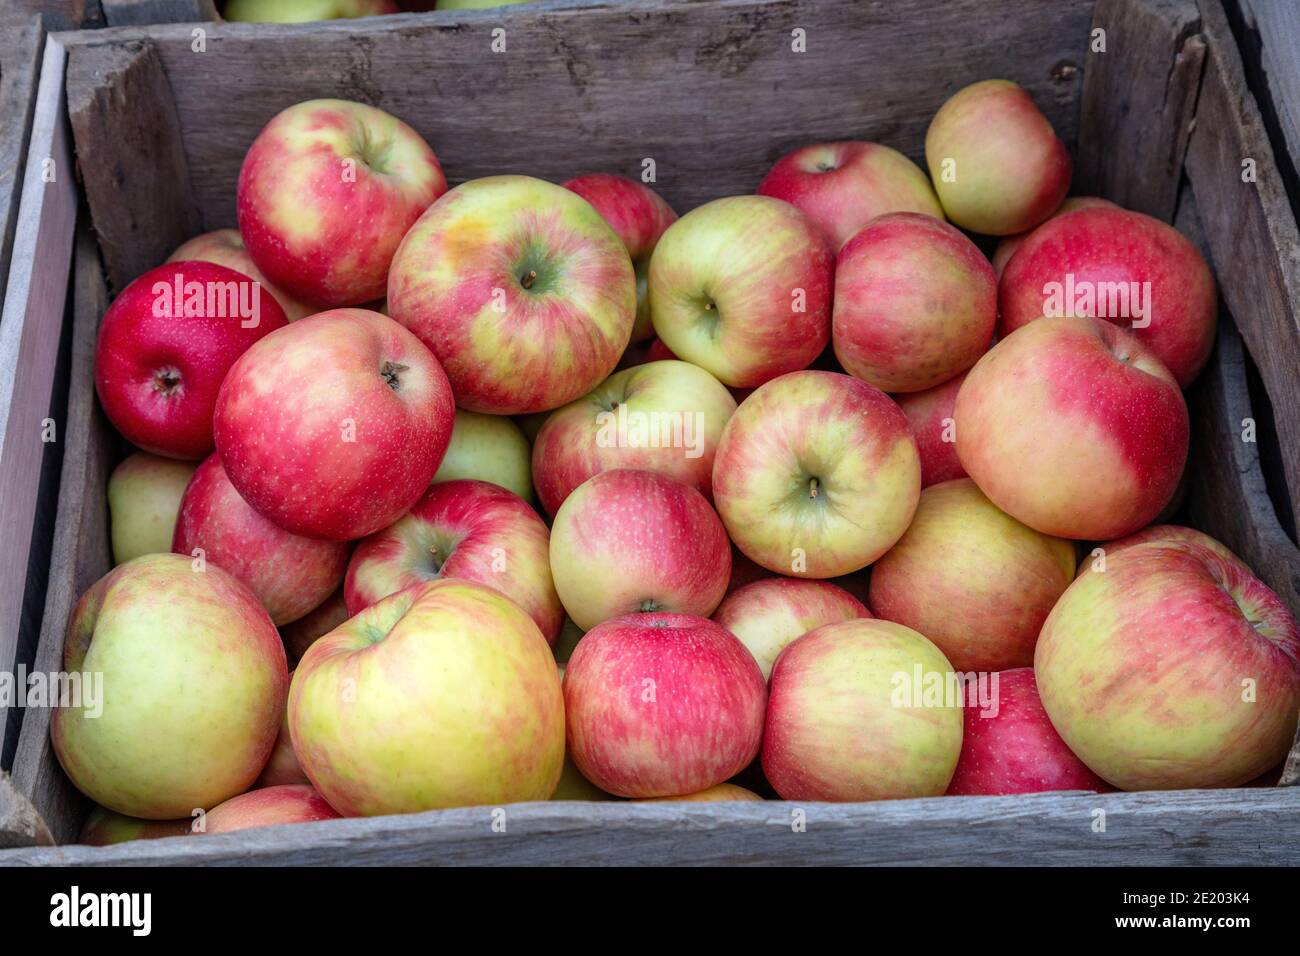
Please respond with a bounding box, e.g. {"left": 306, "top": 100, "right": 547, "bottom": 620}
{"left": 213, "top": 309, "right": 455, "bottom": 541}
{"left": 868, "top": 478, "right": 1076, "bottom": 672}
{"left": 388, "top": 175, "right": 636, "bottom": 414}
{"left": 925, "top": 79, "right": 1071, "bottom": 235}
{"left": 991, "top": 196, "right": 1116, "bottom": 277}
{"left": 51, "top": 553, "right": 288, "bottom": 819}
{"left": 79, "top": 807, "right": 192, "bottom": 846}
{"left": 1036, "top": 536, "right": 1300, "bottom": 790}
{"left": 757, "top": 141, "right": 944, "bottom": 249}
{"left": 563, "top": 612, "right": 766, "bottom": 797}
{"left": 947, "top": 668, "right": 1112, "bottom": 795}
{"left": 712, "top": 577, "right": 870, "bottom": 680}
{"left": 531, "top": 359, "right": 737, "bottom": 516}
{"left": 998, "top": 205, "right": 1217, "bottom": 387}
{"left": 224, "top": 0, "right": 397, "bottom": 20}
{"left": 237, "top": 99, "right": 446, "bottom": 308}
{"left": 549, "top": 469, "right": 731, "bottom": 630}
{"left": 638, "top": 783, "right": 763, "bottom": 803}
{"left": 279, "top": 587, "right": 348, "bottom": 664}
{"left": 107, "top": 452, "right": 196, "bottom": 565}
{"left": 712, "top": 370, "right": 920, "bottom": 577}
{"left": 255, "top": 674, "right": 310, "bottom": 789}
{"left": 344, "top": 478, "right": 562, "bottom": 643}
{"left": 168, "top": 229, "right": 315, "bottom": 321}
{"left": 955, "top": 316, "right": 1188, "bottom": 539}
{"left": 648, "top": 195, "right": 833, "bottom": 388}
{"left": 203, "top": 785, "right": 341, "bottom": 834}
{"left": 432, "top": 408, "right": 533, "bottom": 502}
{"left": 94, "top": 261, "right": 289, "bottom": 460}
{"left": 894, "top": 370, "right": 967, "bottom": 488}
{"left": 563, "top": 173, "right": 677, "bottom": 344}
{"left": 762, "top": 618, "right": 963, "bottom": 801}
{"left": 551, "top": 664, "right": 613, "bottom": 801}
{"left": 172, "top": 454, "right": 349, "bottom": 625}
{"left": 833, "top": 212, "right": 996, "bottom": 392}
{"left": 290, "top": 579, "right": 564, "bottom": 814}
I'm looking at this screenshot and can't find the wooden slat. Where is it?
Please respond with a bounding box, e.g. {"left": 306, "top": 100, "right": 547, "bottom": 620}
{"left": 0, "top": 12, "right": 46, "bottom": 315}
{"left": 1231, "top": 0, "right": 1300, "bottom": 202}
{"left": 5, "top": 2, "right": 105, "bottom": 30}
{"left": 101, "top": 0, "right": 219, "bottom": 26}
{"left": 0, "top": 773, "right": 53, "bottom": 849}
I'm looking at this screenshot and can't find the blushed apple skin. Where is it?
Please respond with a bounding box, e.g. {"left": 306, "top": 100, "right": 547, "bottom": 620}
{"left": 94, "top": 261, "right": 289, "bottom": 460}
{"left": 563, "top": 173, "right": 678, "bottom": 343}
{"left": 712, "top": 577, "right": 869, "bottom": 680}
{"left": 1035, "top": 538, "right": 1300, "bottom": 790}
{"left": 345, "top": 478, "right": 562, "bottom": 643}
{"left": 173, "top": 454, "right": 350, "bottom": 626}
{"left": 225, "top": 0, "right": 397, "bottom": 21}
{"left": 550, "top": 469, "right": 731, "bottom": 630}
{"left": 214, "top": 309, "right": 455, "bottom": 541}
{"left": 168, "top": 229, "right": 315, "bottom": 321}
{"left": 290, "top": 579, "right": 565, "bottom": 815}
{"left": 998, "top": 206, "right": 1217, "bottom": 387}
{"left": 868, "top": 478, "right": 1076, "bottom": 672}
{"left": 388, "top": 175, "right": 636, "bottom": 414}
{"left": 203, "top": 785, "right": 341, "bottom": 833}
{"left": 954, "top": 316, "right": 1188, "bottom": 540}
{"left": 563, "top": 613, "right": 767, "bottom": 798}
{"left": 237, "top": 99, "right": 446, "bottom": 308}
{"left": 51, "top": 554, "right": 288, "bottom": 819}
{"left": 107, "top": 452, "right": 196, "bottom": 565}
{"left": 255, "top": 670, "right": 310, "bottom": 788}
{"left": 894, "top": 371, "right": 967, "bottom": 488}
{"left": 833, "top": 212, "right": 996, "bottom": 392}
{"left": 279, "top": 587, "right": 348, "bottom": 664}
{"left": 648, "top": 195, "right": 833, "bottom": 388}
{"left": 925, "top": 79, "right": 1072, "bottom": 235}
{"left": 1084, "top": 524, "right": 1248, "bottom": 578}
{"left": 947, "top": 668, "right": 1112, "bottom": 796}
{"left": 758, "top": 140, "right": 944, "bottom": 250}
{"left": 532, "top": 359, "right": 737, "bottom": 516}
{"left": 762, "top": 618, "right": 963, "bottom": 801}
{"left": 78, "top": 806, "right": 192, "bottom": 846}
{"left": 638, "top": 783, "right": 763, "bottom": 803}
{"left": 432, "top": 409, "right": 533, "bottom": 502}
{"left": 991, "top": 196, "right": 1116, "bottom": 277}
{"left": 712, "top": 370, "right": 920, "bottom": 578}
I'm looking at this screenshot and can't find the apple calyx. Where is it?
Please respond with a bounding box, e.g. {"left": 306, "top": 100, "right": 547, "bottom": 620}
{"left": 638, "top": 598, "right": 664, "bottom": 613}
{"left": 152, "top": 367, "right": 183, "bottom": 397}
{"left": 380, "top": 361, "right": 409, "bottom": 391}
{"left": 808, "top": 476, "right": 820, "bottom": 499}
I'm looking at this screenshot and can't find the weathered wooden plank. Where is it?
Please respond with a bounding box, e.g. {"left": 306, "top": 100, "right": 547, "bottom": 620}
{"left": 101, "top": 0, "right": 218, "bottom": 26}
{"left": 1076, "top": 0, "right": 1205, "bottom": 220}
{"left": 1, "top": 788, "right": 1297, "bottom": 866}
{"left": 1230, "top": 0, "right": 1300, "bottom": 205}
{"left": 5, "top": 1, "right": 105, "bottom": 30}
{"left": 0, "top": 774, "right": 53, "bottom": 850}
{"left": 0, "top": 12, "right": 45, "bottom": 315}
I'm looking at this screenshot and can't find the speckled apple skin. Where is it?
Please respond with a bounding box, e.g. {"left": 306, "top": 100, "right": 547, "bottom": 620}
{"left": 204, "top": 785, "right": 341, "bottom": 833}
{"left": 991, "top": 196, "right": 1116, "bottom": 277}
{"left": 894, "top": 371, "right": 967, "bottom": 488}
{"left": 169, "top": 228, "right": 316, "bottom": 321}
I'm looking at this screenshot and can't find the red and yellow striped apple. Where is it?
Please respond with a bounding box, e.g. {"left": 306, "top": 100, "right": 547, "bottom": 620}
{"left": 203, "top": 785, "right": 340, "bottom": 834}
{"left": 168, "top": 229, "right": 315, "bottom": 321}
{"left": 638, "top": 783, "right": 763, "bottom": 803}
{"left": 990, "top": 196, "right": 1116, "bottom": 277}
{"left": 254, "top": 673, "right": 310, "bottom": 789}
{"left": 894, "top": 370, "right": 967, "bottom": 488}
{"left": 79, "top": 807, "right": 192, "bottom": 846}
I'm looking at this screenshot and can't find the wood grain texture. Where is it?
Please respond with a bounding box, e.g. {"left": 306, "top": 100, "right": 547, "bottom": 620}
{"left": 1232, "top": 0, "right": 1300, "bottom": 201}
{"left": 5, "top": 1, "right": 105, "bottom": 30}
{"left": 1075, "top": 0, "right": 1205, "bottom": 220}
{"left": 102, "top": 0, "right": 218, "bottom": 27}
{"left": 0, "top": 774, "right": 53, "bottom": 849}
{"left": 0, "top": 12, "right": 45, "bottom": 315}
{"left": 2, "top": 788, "right": 1297, "bottom": 866}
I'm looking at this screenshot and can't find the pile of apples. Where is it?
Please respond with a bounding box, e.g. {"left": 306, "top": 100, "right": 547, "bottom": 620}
{"left": 61, "top": 78, "right": 1300, "bottom": 844}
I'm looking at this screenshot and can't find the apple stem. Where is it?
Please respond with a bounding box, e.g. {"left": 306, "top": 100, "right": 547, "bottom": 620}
{"left": 809, "top": 477, "right": 820, "bottom": 499}
{"left": 521, "top": 269, "right": 538, "bottom": 290}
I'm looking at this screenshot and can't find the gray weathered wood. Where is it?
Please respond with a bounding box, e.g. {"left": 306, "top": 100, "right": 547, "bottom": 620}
{"left": 0, "top": 12, "right": 45, "bottom": 317}
{"left": 5, "top": 1, "right": 105, "bottom": 30}
{"left": 1232, "top": 0, "right": 1300, "bottom": 200}
{"left": 0, "top": 773, "right": 53, "bottom": 849}
{"left": 101, "top": 0, "right": 218, "bottom": 26}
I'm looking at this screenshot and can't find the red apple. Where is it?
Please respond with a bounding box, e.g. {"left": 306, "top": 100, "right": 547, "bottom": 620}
{"left": 94, "top": 261, "right": 289, "bottom": 460}
{"left": 1087, "top": 523, "right": 1248, "bottom": 577}
{"left": 203, "top": 785, "right": 341, "bottom": 834}
{"left": 998, "top": 205, "right": 1217, "bottom": 387}
{"left": 237, "top": 98, "right": 446, "bottom": 308}
{"left": 832, "top": 212, "right": 996, "bottom": 392}
{"left": 213, "top": 308, "right": 455, "bottom": 541}
{"left": 563, "top": 612, "right": 767, "bottom": 798}
{"left": 757, "top": 140, "right": 944, "bottom": 249}
{"left": 894, "top": 371, "right": 967, "bottom": 488}
{"left": 990, "top": 196, "right": 1116, "bottom": 277}
{"left": 345, "top": 478, "right": 562, "bottom": 643}
{"left": 168, "top": 228, "right": 315, "bottom": 321}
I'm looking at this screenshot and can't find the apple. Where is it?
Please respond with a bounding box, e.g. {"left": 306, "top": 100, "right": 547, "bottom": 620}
{"left": 648, "top": 195, "right": 833, "bottom": 388}
{"left": 1086, "top": 524, "right": 1248, "bottom": 577}
{"left": 531, "top": 359, "right": 737, "bottom": 516}
{"left": 954, "top": 316, "right": 1189, "bottom": 540}
{"left": 563, "top": 612, "right": 766, "bottom": 798}
{"left": 894, "top": 371, "right": 967, "bottom": 488}
{"left": 224, "top": 0, "right": 397, "bottom": 21}
{"left": 832, "top": 212, "right": 996, "bottom": 392}
{"left": 563, "top": 173, "right": 678, "bottom": 343}
{"left": 168, "top": 229, "right": 315, "bottom": 321}
{"left": 51, "top": 553, "right": 288, "bottom": 819}
{"left": 279, "top": 587, "right": 348, "bottom": 664}
{"left": 549, "top": 469, "right": 731, "bottom": 630}
{"left": 997, "top": 205, "right": 1217, "bottom": 387}
{"left": 637, "top": 783, "right": 763, "bottom": 803}
{"left": 868, "top": 478, "right": 1076, "bottom": 672}
{"left": 213, "top": 308, "right": 455, "bottom": 541}
{"left": 946, "top": 668, "right": 1112, "bottom": 795}
{"left": 388, "top": 175, "right": 636, "bottom": 414}
{"left": 344, "top": 478, "right": 563, "bottom": 643}
{"left": 551, "top": 664, "right": 613, "bottom": 801}
{"left": 79, "top": 807, "right": 192, "bottom": 846}
{"left": 712, "top": 370, "right": 920, "bottom": 577}
{"left": 290, "top": 579, "right": 564, "bottom": 815}
{"left": 255, "top": 673, "right": 310, "bottom": 789}
{"left": 237, "top": 98, "right": 446, "bottom": 308}
{"left": 712, "top": 577, "right": 869, "bottom": 680}
{"left": 925, "top": 79, "right": 1071, "bottom": 235}
{"left": 757, "top": 140, "right": 944, "bottom": 249}
{"left": 432, "top": 408, "right": 533, "bottom": 502}
{"left": 1036, "top": 535, "right": 1300, "bottom": 790}
{"left": 173, "top": 454, "right": 350, "bottom": 626}
{"left": 991, "top": 196, "right": 1116, "bottom": 277}
{"left": 203, "top": 785, "right": 341, "bottom": 834}
{"left": 94, "top": 261, "right": 289, "bottom": 460}
{"left": 762, "top": 618, "right": 963, "bottom": 801}
{"left": 106, "top": 452, "right": 197, "bottom": 565}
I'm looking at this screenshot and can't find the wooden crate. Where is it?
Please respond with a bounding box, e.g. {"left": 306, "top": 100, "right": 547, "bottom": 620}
{"left": 3, "top": 0, "right": 1300, "bottom": 865}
